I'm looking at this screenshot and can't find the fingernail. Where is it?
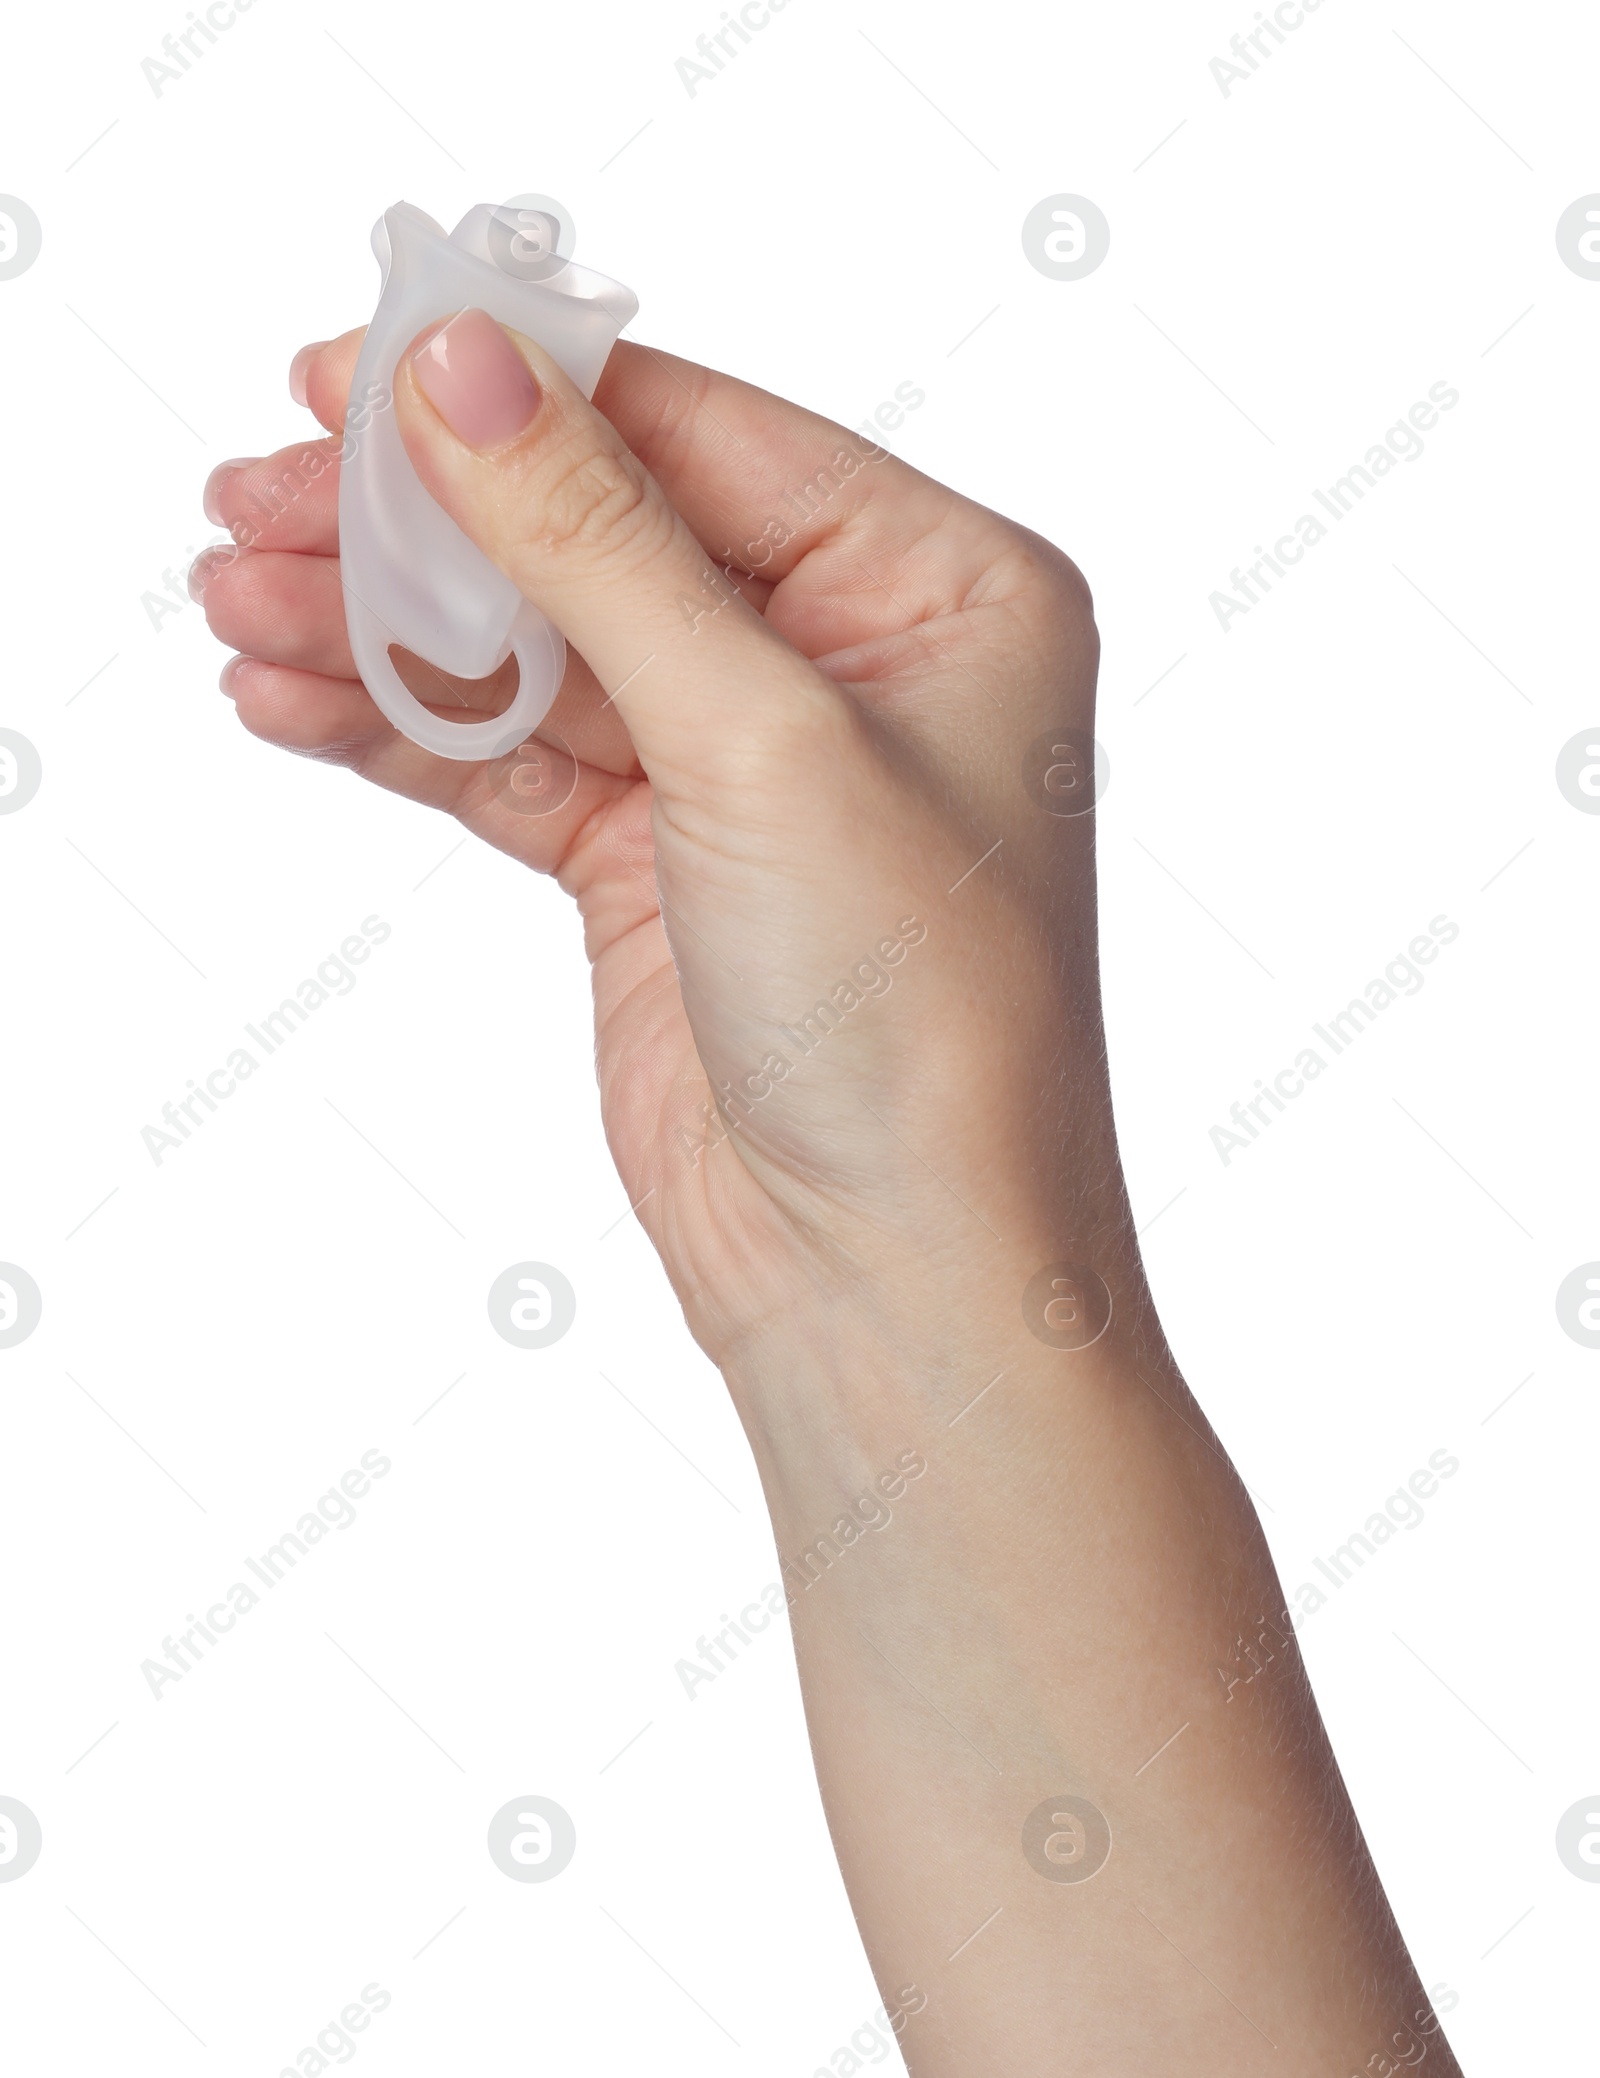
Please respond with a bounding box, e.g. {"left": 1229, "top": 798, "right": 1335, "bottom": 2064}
{"left": 188, "top": 544, "right": 239, "bottom": 602}
{"left": 219, "top": 655, "right": 251, "bottom": 697}
{"left": 409, "top": 308, "right": 541, "bottom": 449}
{"left": 203, "top": 457, "right": 258, "bottom": 525}
{"left": 289, "top": 341, "right": 328, "bottom": 407}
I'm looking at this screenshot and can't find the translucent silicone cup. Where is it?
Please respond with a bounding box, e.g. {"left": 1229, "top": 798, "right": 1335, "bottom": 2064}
{"left": 338, "top": 202, "right": 639, "bottom": 761}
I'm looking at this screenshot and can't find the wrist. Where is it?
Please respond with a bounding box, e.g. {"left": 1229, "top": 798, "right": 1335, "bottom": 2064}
{"left": 717, "top": 1214, "right": 1171, "bottom": 1472}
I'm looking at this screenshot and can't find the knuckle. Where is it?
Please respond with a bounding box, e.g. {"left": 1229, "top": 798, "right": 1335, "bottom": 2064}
{"left": 527, "top": 436, "right": 674, "bottom": 570}
{"left": 237, "top": 446, "right": 335, "bottom": 545}
{"left": 713, "top": 680, "right": 861, "bottom": 794}
{"left": 194, "top": 548, "right": 247, "bottom": 626}
{"left": 1006, "top": 525, "right": 1096, "bottom": 622}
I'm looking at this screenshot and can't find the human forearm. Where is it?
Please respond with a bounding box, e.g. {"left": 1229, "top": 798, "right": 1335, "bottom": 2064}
{"left": 726, "top": 1263, "right": 1460, "bottom": 2076}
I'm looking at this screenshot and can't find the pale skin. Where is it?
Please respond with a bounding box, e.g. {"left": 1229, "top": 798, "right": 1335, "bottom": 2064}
{"left": 196, "top": 318, "right": 1463, "bottom": 2075}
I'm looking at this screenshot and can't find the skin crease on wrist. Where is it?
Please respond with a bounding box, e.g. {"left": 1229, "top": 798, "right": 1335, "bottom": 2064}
{"left": 195, "top": 315, "right": 1464, "bottom": 2076}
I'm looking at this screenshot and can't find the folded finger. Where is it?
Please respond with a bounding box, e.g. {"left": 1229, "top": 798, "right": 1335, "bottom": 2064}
{"left": 198, "top": 534, "right": 648, "bottom": 774}
{"left": 198, "top": 548, "right": 355, "bottom": 679}
{"left": 299, "top": 330, "right": 364, "bottom": 438}
{"left": 205, "top": 441, "right": 343, "bottom": 556}
{"left": 222, "top": 654, "right": 635, "bottom": 870}
{"left": 222, "top": 657, "right": 393, "bottom": 766}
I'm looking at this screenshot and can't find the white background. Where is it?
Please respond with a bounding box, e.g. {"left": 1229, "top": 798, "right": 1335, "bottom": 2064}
{"left": 1, "top": 0, "right": 1596, "bottom": 2069}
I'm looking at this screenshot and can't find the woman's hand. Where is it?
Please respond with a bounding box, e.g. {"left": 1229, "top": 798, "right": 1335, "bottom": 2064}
{"left": 199, "top": 316, "right": 1111, "bottom": 1372}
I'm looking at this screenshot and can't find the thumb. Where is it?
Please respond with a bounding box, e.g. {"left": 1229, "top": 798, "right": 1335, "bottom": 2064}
{"left": 393, "top": 307, "right": 839, "bottom": 790}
